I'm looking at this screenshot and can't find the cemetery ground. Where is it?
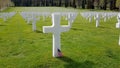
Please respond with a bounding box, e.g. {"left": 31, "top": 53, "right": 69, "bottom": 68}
{"left": 0, "top": 7, "right": 120, "bottom": 68}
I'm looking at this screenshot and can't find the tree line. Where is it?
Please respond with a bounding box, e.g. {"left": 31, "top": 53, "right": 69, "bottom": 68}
{"left": 0, "top": 0, "right": 120, "bottom": 11}
{"left": 0, "top": 0, "right": 13, "bottom": 11}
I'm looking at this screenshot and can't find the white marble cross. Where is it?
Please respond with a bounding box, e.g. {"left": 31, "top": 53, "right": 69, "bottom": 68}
{"left": 0, "top": 12, "right": 16, "bottom": 22}
{"left": 3, "top": 13, "right": 7, "bottom": 21}
{"left": 67, "top": 13, "right": 74, "bottom": 27}
{"left": 43, "top": 13, "right": 70, "bottom": 57}
{"left": 43, "top": 15, "right": 45, "bottom": 21}
{"left": 103, "top": 13, "right": 107, "bottom": 22}
{"left": 88, "top": 14, "right": 92, "bottom": 22}
{"left": 67, "top": 13, "right": 77, "bottom": 27}
{"left": 94, "top": 14, "right": 100, "bottom": 27}
{"left": 116, "top": 14, "right": 120, "bottom": 28}
{"left": 32, "top": 16, "right": 37, "bottom": 31}
{"left": 118, "top": 35, "right": 120, "bottom": 46}
{"left": 27, "top": 17, "right": 33, "bottom": 24}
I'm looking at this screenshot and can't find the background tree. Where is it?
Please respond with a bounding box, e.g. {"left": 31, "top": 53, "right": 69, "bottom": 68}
{"left": 99, "top": 0, "right": 107, "bottom": 10}
{"left": 65, "top": 0, "right": 68, "bottom": 8}
{"left": 94, "top": 0, "right": 100, "bottom": 9}
{"left": 0, "top": 0, "right": 12, "bottom": 11}
{"left": 51, "top": 0, "right": 53, "bottom": 6}
{"left": 109, "top": 0, "right": 116, "bottom": 10}
{"left": 8, "top": 0, "right": 120, "bottom": 11}
{"left": 75, "top": 0, "right": 80, "bottom": 8}
{"left": 116, "top": 0, "right": 120, "bottom": 11}
{"left": 81, "top": 0, "right": 86, "bottom": 9}
{"left": 73, "top": 0, "right": 76, "bottom": 8}
{"left": 11, "top": 0, "right": 21, "bottom": 6}
{"left": 86, "top": 0, "right": 94, "bottom": 9}
{"left": 59, "top": 0, "right": 62, "bottom": 6}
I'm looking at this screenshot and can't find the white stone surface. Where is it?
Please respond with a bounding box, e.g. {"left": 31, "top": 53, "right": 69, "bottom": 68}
{"left": 95, "top": 14, "right": 100, "bottom": 27}
{"left": 118, "top": 35, "right": 120, "bottom": 46}
{"left": 43, "top": 13, "right": 70, "bottom": 57}
{"left": 116, "top": 23, "right": 120, "bottom": 28}
{"left": 27, "top": 17, "right": 33, "bottom": 24}
{"left": 68, "top": 14, "right": 74, "bottom": 26}
{"left": 103, "top": 13, "right": 107, "bottom": 22}
{"left": 0, "top": 12, "right": 16, "bottom": 21}
{"left": 32, "top": 16, "right": 37, "bottom": 31}
{"left": 116, "top": 13, "right": 120, "bottom": 28}
{"left": 80, "top": 12, "right": 118, "bottom": 24}
{"left": 88, "top": 14, "right": 92, "bottom": 22}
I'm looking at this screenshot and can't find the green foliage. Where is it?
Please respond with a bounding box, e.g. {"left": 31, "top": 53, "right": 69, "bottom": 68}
{"left": 116, "top": 0, "right": 120, "bottom": 7}
{"left": 0, "top": 7, "right": 120, "bottom": 68}
{"left": 99, "top": 0, "right": 104, "bottom": 7}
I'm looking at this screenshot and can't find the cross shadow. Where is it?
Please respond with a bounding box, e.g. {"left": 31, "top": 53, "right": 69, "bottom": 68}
{"left": 0, "top": 24, "right": 6, "bottom": 26}
{"left": 99, "top": 26, "right": 111, "bottom": 29}
{"left": 57, "top": 56, "right": 95, "bottom": 68}
{"left": 28, "top": 23, "right": 32, "bottom": 25}
{"left": 35, "top": 30, "right": 43, "bottom": 33}
{"left": 99, "top": 26, "right": 106, "bottom": 28}
{"left": 71, "top": 27, "right": 84, "bottom": 31}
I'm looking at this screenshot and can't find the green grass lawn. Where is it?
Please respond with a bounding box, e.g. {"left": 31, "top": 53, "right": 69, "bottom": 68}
{"left": 0, "top": 7, "right": 120, "bottom": 68}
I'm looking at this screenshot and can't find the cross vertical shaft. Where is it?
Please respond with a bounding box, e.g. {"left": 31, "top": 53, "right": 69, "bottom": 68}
{"left": 43, "top": 13, "right": 70, "bottom": 57}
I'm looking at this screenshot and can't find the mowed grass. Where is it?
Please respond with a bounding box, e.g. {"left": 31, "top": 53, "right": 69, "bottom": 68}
{"left": 0, "top": 7, "right": 120, "bottom": 68}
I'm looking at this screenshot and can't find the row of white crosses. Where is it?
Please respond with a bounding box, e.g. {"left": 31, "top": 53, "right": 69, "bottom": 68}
{"left": 43, "top": 12, "right": 77, "bottom": 57}
{"left": 81, "top": 12, "right": 120, "bottom": 46}
{"left": 0, "top": 12, "right": 16, "bottom": 21}
{"left": 81, "top": 12, "right": 118, "bottom": 27}
{"left": 20, "top": 12, "right": 51, "bottom": 31}
{"left": 20, "top": 12, "right": 77, "bottom": 32}
{"left": 60, "top": 12, "right": 78, "bottom": 27}
{"left": 20, "top": 12, "right": 49, "bottom": 24}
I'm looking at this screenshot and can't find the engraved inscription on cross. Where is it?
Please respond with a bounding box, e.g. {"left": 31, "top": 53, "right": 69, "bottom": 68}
{"left": 43, "top": 13, "right": 70, "bottom": 57}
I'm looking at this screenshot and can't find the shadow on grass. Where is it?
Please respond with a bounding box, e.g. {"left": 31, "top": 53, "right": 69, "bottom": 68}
{"left": 35, "top": 30, "right": 43, "bottom": 33}
{"left": 99, "top": 26, "right": 106, "bottom": 28}
{"left": 0, "top": 24, "right": 6, "bottom": 26}
{"left": 35, "top": 56, "right": 95, "bottom": 68}
{"left": 28, "top": 23, "right": 32, "bottom": 25}
{"left": 57, "top": 56, "right": 95, "bottom": 68}
{"left": 71, "top": 27, "right": 84, "bottom": 31}
{"left": 99, "top": 26, "right": 111, "bottom": 29}
{"left": 105, "top": 49, "right": 118, "bottom": 60}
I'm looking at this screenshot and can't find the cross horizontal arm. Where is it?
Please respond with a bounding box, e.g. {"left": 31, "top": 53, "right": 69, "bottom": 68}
{"left": 61, "top": 26, "right": 70, "bottom": 32}
{"left": 43, "top": 26, "right": 54, "bottom": 33}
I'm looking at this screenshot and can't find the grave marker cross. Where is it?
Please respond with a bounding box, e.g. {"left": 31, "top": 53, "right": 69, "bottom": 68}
{"left": 32, "top": 16, "right": 37, "bottom": 31}
{"left": 95, "top": 14, "right": 100, "bottom": 27}
{"left": 116, "top": 14, "right": 120, "bottom": 28}
{"left": 118, "top": 35, "right": 120, "bottom": 46}
{"left": 43, "top": 13, "right": 70, "bottom": 57}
